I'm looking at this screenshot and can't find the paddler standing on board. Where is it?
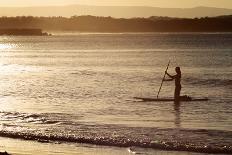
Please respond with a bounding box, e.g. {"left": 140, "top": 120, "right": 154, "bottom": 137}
{"left": 164, "top": 67, "right": 182, "bottom": 102}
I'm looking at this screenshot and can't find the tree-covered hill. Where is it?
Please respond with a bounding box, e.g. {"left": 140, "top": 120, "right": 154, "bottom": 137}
{"left": 0, "top": 15, "right": 232, "bottom": 32}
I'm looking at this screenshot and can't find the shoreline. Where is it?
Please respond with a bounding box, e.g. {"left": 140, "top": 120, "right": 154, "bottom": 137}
{"left": 0, "top": 29, "right": 51, "bottom": 36}
{"left": 0, "top": 152, "right": 10, "bottom": 155}
{"left": 0, "top": 137, "right": 212, "bottom": 155}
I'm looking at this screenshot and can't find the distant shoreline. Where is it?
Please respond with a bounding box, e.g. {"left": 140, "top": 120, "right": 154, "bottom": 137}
{"left": 50, "top": 31, "right": 232, "bottom": 35}
{"left": 0, "top": 28, "right": 51, "bottom": 36}
{"left": 0, "top": 15, "right": 232, "bottom": 32}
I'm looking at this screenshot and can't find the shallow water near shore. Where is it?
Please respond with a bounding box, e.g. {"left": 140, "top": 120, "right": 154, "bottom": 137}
{"left": 0, "top": 137, "right": 220, "bottom": 155}
{"left": 0, "top": 33, "right": 232, "bottom": 154}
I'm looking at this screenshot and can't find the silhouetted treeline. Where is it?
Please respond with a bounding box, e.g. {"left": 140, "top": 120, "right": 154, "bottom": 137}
{"left": 0, "top": 15, "right": 232, "bottom": 32}
{"left": 0, "top": 28, "right": 49, "bottom": 36}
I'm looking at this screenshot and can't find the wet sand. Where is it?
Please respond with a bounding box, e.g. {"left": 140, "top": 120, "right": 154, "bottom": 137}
{"left": 0, "top": 137, "right": 213, "bottom": 155}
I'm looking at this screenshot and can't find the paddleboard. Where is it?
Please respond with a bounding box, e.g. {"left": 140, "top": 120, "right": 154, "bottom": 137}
{"left": 134, "top": 97, "right": 209, "bottom": 102}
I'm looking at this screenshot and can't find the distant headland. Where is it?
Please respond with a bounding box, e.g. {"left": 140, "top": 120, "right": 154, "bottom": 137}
{"left": 0, "top": 28, "right": 50, "bottom": 36}
{"left": 0, "top": 15, "right": 232, "bottom": 33}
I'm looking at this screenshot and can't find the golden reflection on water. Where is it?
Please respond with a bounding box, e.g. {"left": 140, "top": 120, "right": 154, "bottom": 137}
{"left": 174, "top": 102, "right": 181, "bottom": 128}
{"left": 0, "top": 43, "right": 12, "bottom": 50}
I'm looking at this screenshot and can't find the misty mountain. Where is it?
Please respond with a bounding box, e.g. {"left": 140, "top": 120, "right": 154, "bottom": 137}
{"left": 0, "top": 5, "right": 232, "bottom": 18}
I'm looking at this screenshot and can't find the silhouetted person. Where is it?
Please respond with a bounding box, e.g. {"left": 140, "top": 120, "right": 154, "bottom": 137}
{"left": 164, "top": 67, "right": 182, "bottom": 102}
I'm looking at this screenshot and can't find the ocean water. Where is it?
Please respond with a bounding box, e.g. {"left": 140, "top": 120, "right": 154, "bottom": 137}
{"left": 0, "top": 33, "right": 232, "bottom": 154}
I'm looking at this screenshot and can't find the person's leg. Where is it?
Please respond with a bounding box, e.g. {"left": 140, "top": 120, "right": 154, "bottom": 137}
{"left": 174, "top": 87, "right": 181, "bottom": 102}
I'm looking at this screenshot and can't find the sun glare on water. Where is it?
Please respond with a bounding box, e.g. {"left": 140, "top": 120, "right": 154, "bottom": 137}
{"left": 0, "top": 43, "right": 12, "bottom": 50}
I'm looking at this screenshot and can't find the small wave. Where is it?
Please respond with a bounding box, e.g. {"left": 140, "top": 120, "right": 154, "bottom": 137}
{"left": 0, "top": 130, "right": 231, "bottom": 154}
{"left": 70, "top": 70, "right": 97, "bottom": 76}
{"left": 0, "top": 111, "right": 59, "bottom": 125}
{"left": 0, "top": 124, "right": 232, "bottom": 154}
{"left": 1, "top": 111, "right": 232, "bottom": 154}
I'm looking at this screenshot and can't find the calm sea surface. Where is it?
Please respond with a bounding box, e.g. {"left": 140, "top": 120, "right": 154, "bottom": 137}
{"left": 0, "top": 33, "right": 232, "bottom": 154}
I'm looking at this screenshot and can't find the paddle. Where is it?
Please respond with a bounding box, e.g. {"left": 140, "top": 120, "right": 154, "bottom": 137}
{"left": 157, "top": 60, "right": 170, "bottom": 98}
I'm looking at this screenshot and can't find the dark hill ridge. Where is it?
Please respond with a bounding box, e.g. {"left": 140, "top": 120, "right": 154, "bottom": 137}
{"left": 0, "top": 5, "right": 232, "bottom": 18}
{"left": 0, "top": 15, "right": 232, "bottom": 32}
{"left": 0, "top": 29, "right": 50, "bottom": 36}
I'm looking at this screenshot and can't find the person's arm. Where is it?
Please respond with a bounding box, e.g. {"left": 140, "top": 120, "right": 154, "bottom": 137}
{"left": 163, "top": 71, "right": 174, "bottom": 81}
{"left": 165, "top": 71, "right": 174, "bottom": 79}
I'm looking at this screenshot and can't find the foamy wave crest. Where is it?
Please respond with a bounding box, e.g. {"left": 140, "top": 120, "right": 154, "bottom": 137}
{"left": 0, "top": 129, "right": 231, "bottom": 154}
{"left": 0, "top": 113, "right": 232, "bottom": 154}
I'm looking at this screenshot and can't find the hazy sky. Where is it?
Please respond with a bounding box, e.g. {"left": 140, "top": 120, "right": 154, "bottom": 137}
{"left": 1, "top": 0, "right": 232, "bottom": 8}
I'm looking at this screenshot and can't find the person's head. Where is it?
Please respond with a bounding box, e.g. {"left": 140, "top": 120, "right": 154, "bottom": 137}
{"left": 175, "top": 67, "right": 181, "bottom": 74}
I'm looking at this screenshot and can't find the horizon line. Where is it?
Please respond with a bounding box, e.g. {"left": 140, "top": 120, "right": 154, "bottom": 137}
{"left": 0, "top": 4, "right": 231, "bottom": 9}
{"left": 0, "top": 14, "right": 231, "bottom": 19}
